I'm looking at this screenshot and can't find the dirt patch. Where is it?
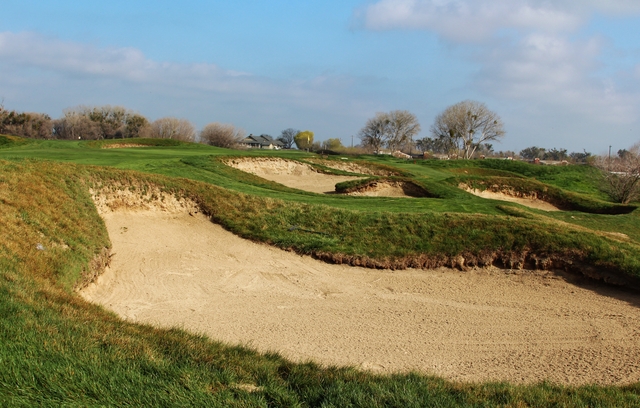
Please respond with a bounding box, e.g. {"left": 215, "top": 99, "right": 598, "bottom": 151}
{"left": 80, "top": 194, "right": 640, "bottom": 385}
{"left": 462, "top": 184, "right": 561, "bottom": 211}
{"left": 225, "top": 157, "right": 363, "bottom": 194}
{"left": 101, "top": 144, "right": 151, "bottom": 149}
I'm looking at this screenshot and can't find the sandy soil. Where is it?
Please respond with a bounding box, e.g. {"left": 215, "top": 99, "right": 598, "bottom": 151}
{"left": 347, "top": 182, "right": 415, "bottom": 197}
{"left": 306, "top": 159, "right": 398, "bottom": 176}
{"left": 102, "top": 144, "right": 150, "bottom": 149}
{"left": 80, "top": 201, "right": 640, "bottom": 385}
{"left": 225, "top": 157, "right": 363, "bottom": 194}
{"left": 464, "top": 188, "right": 561, "bottom": 211}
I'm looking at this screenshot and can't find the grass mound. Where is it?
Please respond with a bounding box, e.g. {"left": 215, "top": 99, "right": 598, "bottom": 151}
{"left": 0, "top": 134, "right": 34, "bottom": 149}
{"left": 424, "top": 158, "right": 606, "bottom": 198}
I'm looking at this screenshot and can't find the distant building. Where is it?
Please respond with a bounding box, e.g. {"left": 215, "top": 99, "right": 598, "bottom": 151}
{"left": 240, "top": 134, "right": 284, "bottom": 150}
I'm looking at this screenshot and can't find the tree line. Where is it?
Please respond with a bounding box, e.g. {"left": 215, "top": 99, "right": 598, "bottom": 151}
{"left": 0, "top": 103, "right": 326, "bottom": 151}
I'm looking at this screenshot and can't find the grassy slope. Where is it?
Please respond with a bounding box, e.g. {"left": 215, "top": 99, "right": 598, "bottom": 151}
{"left": 1, "top": 138, "right": 640, "bottom": 405}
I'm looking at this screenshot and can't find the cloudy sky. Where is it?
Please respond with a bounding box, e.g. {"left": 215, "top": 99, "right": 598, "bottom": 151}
{"left": 1, "top": 0, "right": 639, "bottom": 153}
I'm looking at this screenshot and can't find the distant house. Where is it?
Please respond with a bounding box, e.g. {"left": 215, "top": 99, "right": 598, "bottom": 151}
{"left": 240, "top": 134, "right": 284, "bottom": 150}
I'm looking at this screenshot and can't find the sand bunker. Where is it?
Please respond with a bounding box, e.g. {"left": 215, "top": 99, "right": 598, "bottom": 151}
{"left": 463, "top": 186, "right": 561, "bottom": 211}
{"left": 80, "top": 197, "right": 640, "bottom": 385}
{"left": 225, "top": 157, "right": 361, "bottom": 194}
{"left": 306, "top": 159, "right": 398, "bottom": 176}
{"left": 346, "top": 181, "right": 427, "bottom": 198}
{"left": 102, "top": 144, "right": 150, "bottom": 149}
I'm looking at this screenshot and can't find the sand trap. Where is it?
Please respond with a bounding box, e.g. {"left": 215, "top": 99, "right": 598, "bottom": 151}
{"left": 346, "top": 181, "right": 427, "bottom": 198}
{"left": 102, "top": 144, "right": 150, "bottom": 149}
{"left": 225, "top": 157, "right": 363, "bottom": 194}
{"left": 347, "top": 182, "right": 409, "bottom": 197}
{"left": 80, "top": 198, "right": 640, "bottom": 385}
{"left": 464, "top": 187, "right": 561, "bottom": 211}
{"left": 306, "top": 159, "right": 398, "bottom": 176}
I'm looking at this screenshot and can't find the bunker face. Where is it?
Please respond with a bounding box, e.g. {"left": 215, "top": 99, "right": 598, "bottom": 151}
{"left": 345, "top": 180, "right": 430, "bottom": 198}
{"left": 80, "top": 196, "right": 640, "bottom": 386}
{"left": 462, "top": 185, "right": 561, "bottom": 211}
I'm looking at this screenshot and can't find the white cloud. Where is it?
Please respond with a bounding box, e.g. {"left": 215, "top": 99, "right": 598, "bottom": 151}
{"left": 356, "top": 0, "right": 640, "bottom": 130}
{"left": 0, "top": 31, "right": 384, "bottom": 137}
{"left": 358, "top": 0, "right": 640, "bottom": 42}
{"left": 474, "top": 34, "right": 638, "bottom": 124}
{"left": 358, "top": 0, "right": 582, "bottom": 42}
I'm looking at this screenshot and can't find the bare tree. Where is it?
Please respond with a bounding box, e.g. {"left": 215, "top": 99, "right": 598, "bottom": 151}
{"left": 431, "top": 100, "right": 505, "bottom": 159}
{"left": 53, "top": 111, "right": 101, "bottom": 140}
{"left": 200, "top": 122, "right": 245, "bottom": 148}
{"left": 594, "top": 143, "right": 640, "bottom": 204}
{"left": 148, "top": 117, "right": 196, "bottom": 142}
{"left": 58, "top": 105, "right": 148, "bottom": 139}
{"left": 359, "top": 110, "right": 421, "bottom": 153}
{"left": 278, "top": 128, "right": 299, "bottom": 149}
{"left": 386, "top": 110, "right": 421, "bottom": 152}
{"left": 0, "top": 110, "right": 53, "bottom": 139}
{"left": 358, "top": 112, "right": 390, "bottom": 153}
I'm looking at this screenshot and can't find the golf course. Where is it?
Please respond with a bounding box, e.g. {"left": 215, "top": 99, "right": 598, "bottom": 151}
{"left": 2, "top": 135, "right": 640, "bottom": 406}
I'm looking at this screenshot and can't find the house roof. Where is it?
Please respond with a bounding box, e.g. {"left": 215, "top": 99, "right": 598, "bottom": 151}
{"left": 242, "top": 134, "right": 284, "bottom": 147}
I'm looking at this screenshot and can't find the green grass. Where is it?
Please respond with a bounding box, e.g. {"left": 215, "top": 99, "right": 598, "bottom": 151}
{"left": 1, "top": 137, "right": 640, "bottom": 405}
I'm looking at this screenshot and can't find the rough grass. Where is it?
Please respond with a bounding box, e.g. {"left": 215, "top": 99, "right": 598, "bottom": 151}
{"left": 0, "top": 134, "right": 34, "bottom": 149}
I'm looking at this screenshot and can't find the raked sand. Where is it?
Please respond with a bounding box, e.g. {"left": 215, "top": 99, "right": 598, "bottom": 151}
{"left": 80, "top": 203, "right": 640, "bottom": 385}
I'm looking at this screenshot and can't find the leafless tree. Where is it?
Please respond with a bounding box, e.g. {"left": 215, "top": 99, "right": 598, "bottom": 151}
{"left": 431, "top": 100, "right": 505, "bottom": 159}
{"left": 358, "top": 112, "right": 390, "bottom": 153}
{"left": 359, "top": 110, "right": 421, "bottom": 153}
{"left": 148, "top": 117, "right": 196, "bottom": 142}
{"left": 200, "top": 122, "right": 245, "bottom": 148}
{"left": 58, "top": 105, "right": 149, "bottom": 139}
{"left": 594, "top": 143, "right": 640, "bottom": 204}
{"left": 0, "top": 110, "right": 53, "bottom": 139}
{"left": 278, "top": 128, "right": 299, "bottom": 149}
{"left": 53, "top": 109, "right": 102, "bottom": 140}
{"left": 386, "top": 110, "right": 421, "bottom": 152}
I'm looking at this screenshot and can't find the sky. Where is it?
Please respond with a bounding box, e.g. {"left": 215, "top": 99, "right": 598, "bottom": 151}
{"left": 1, "top": 0, "right": 639, "bottom": 154}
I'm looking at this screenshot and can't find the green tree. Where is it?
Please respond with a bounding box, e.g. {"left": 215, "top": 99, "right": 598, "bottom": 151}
{"left": 294, "top": 130, "right": 314, "bottom": 150}
{"left": 519, "top": 146, "right": 546, "bottom": 160}
{"left": 322, "top": 138, "right": 343, "bottom": 151}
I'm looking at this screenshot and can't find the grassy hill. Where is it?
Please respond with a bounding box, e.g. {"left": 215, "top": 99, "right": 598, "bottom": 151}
{"left": 1, "top": 136, "right": 640, "bottom": 406}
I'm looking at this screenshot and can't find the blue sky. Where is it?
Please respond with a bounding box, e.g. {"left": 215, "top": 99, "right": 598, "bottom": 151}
{"left": 1, "top": 0, "right": 639, "bottom": 153}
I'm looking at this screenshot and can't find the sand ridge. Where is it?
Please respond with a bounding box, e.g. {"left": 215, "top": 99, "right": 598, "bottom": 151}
{"left": 80, "top": 196, "right": 640, "bottom": 385}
